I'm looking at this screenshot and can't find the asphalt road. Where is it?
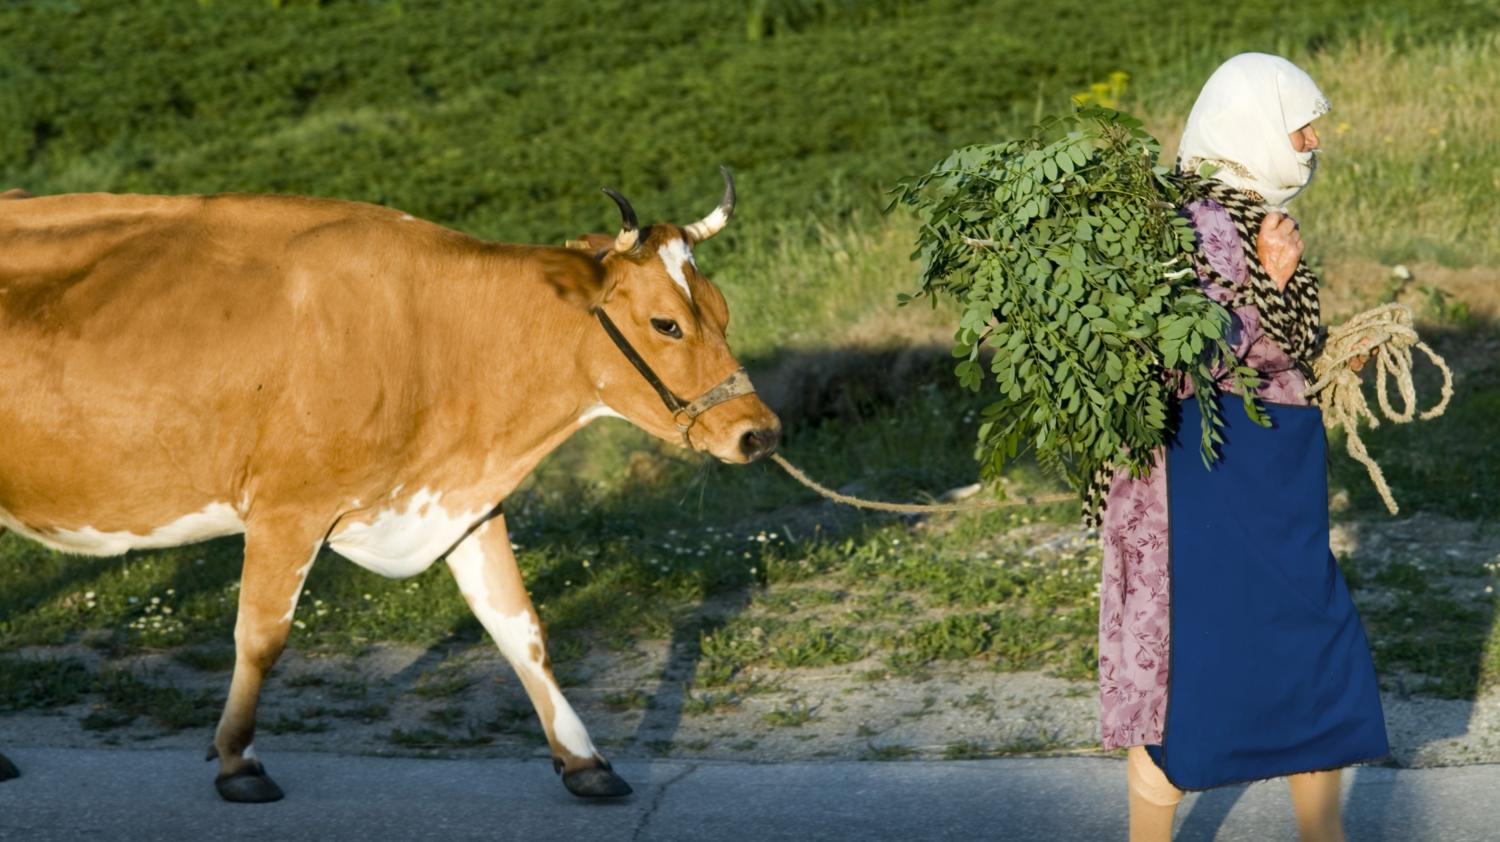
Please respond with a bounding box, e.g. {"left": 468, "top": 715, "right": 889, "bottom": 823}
{"left": 0, "top": 748, "right": 1496, "bottom": 841}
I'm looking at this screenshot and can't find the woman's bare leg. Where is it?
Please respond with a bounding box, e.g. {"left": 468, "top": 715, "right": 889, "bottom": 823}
{"left": 1128, "top": 746, "right": 1183, "bottom": 842}
{"left": 1288, "top": 769, "right": 1346, "bottom": 842}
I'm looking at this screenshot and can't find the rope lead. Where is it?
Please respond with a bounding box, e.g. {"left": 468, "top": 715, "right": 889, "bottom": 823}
{"left": 768, "top": 453, "right": 1075, "bottom": 515}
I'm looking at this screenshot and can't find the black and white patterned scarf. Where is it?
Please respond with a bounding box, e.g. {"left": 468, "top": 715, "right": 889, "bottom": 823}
{"left": 1176, "top": 172, "right": 1323, "bottom": 367}
{"left": 1081, "top": 174, "right": 1324, "bottom": 528}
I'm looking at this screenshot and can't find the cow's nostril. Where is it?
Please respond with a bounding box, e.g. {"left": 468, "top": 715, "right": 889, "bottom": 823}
{"left": 739, "top": 428, "right": 779, "bottom": 461}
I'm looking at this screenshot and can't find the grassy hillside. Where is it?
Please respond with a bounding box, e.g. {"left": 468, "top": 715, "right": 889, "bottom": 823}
{"left": 2, "top": 0, "right": 1494, "bottom": 247}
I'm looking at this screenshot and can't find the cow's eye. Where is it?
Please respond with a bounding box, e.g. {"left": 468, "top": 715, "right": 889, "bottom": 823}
{"left": 651, "top": 318, "right": 683, "bottom": 339}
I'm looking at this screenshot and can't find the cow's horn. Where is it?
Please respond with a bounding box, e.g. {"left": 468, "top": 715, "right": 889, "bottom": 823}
{"left": 602, "top": 187, "right": 640, "bottom": 253}
{"left": 684, "top": 166, "right": 735, "bottom": 243}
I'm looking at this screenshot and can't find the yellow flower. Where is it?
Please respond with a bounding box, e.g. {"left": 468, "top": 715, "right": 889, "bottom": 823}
{"left": 1335, "top": 121, "right": 1351, "bottom": 135}
{"left": 1073, "top": 71, "right": 1129, "bottom": 109}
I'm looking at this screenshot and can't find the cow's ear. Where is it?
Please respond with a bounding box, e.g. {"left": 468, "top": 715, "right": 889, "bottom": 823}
{"left": 563, "top": 233, "right": 616, "bottom": 257}
{"left": 538, "top": 247, "right": 610, "bottom": 309}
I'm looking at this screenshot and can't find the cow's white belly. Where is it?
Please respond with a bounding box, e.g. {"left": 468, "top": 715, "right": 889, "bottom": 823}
{"left": 328, "top": 488, "right": 485, "bottom": 579}
{"left": 0, "top": 502, "right": 245, "bottom": 557}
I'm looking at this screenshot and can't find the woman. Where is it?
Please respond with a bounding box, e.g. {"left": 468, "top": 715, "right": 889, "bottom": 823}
{"left": 1097, "top": 53, "right": 1387, "bottom": 842}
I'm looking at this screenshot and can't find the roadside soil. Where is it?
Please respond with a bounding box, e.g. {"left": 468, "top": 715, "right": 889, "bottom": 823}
{"left": 5, "top": 513, "right": 1497, "bottom": 772}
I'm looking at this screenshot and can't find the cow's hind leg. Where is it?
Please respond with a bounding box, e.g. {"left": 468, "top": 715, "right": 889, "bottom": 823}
{"left": 209, "top": 514, "right": 322, "bottom": 803}
{"left": 445, "top": 516, "right": 630, "bottom": 798}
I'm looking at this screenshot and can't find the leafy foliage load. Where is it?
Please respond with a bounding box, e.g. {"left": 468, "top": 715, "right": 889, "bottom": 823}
{"left": 893, "top": 109, "right": 1263, "bottom": 493}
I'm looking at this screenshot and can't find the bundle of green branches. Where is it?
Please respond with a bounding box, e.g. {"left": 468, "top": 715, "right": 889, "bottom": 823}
{"left": 892, "top": 107, "right": 1264, "bottom": 496}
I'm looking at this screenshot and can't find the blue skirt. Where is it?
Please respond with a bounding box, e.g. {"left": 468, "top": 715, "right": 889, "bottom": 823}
{"left": 1145, "top": 397, "right": 1388, "bottom": 790}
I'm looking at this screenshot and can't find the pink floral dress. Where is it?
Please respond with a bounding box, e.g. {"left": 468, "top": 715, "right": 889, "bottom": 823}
{"left": 1096, "top": 199, "right": 1311, "bottom": 750}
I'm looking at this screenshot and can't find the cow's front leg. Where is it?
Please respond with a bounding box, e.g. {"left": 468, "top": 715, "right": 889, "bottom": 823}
{"left": 445, "top": 516, "right": 630, "bottom": 798}
{"left": 209, "top": 514, "right": 323, "bottom": 803}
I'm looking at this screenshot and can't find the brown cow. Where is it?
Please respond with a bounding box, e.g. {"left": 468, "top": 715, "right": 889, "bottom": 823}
{"left": 0, "top": 170, "right": 779, "bottom": 802}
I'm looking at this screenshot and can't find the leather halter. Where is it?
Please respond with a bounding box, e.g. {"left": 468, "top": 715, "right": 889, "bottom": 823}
{"left": 591, "top": 306, "right": 756, "bottom": 447}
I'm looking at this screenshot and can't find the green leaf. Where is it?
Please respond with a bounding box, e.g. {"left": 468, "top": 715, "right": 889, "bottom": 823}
{"left": 955, "top": 359, "right": 983, "bottom": 391}
{"left": 902, "top": 105, "right": 1237, "bottom": 490}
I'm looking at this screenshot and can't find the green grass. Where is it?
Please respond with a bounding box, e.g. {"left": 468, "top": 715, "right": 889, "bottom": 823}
{"left": 1366, "top": 591, "right": 1492, "bottom": 699}
{"left": 94, "top": 668, "right": 221, "bottom": 731}
{"left": 8, "top": 1, "right": 1490, "bottom": 252}
{"left": 423, "top": 707, "right": 466, "bottom": 729}
{"left": 283, "top": 673, "right": 328, "bottom": 689}
{"left": 173, "top": 647, "right": 236, "bottom": 673}
{"left": 762, "top": 698, "right": 817, "bottom": 727}
{"left": 332, "top": 703, "right": 391, "bottom": 723}
{"left": 943, "top": 740, "right": 993, "bottom": 760}
{"left": 863, "top": 743, "right": 916, "bottom": 760}
{"left": 1345, "top": 548, "right": 1500, "bottom": 700}
{"left": 602, "top": 690, "right": 653, "bottom": 712}
{"left": 265, "top": 711, "right": 332, "bottom": 735}
{"left": 0, "top": 657, "right": 93, "bottom": 711}
{"left": 80, "top": 709, "right": 137, "bottom": 732}
{"left": 682, "top": 687, "right": 743, "bottom": 716}
{"left": 410, "top": 663, "right": 474, "bottom": 700}
{"left": 0, "top": 656, "right": 236, "bottom": 732}
{"left": 387, "top": 725, "right": 494, "bottom": 749}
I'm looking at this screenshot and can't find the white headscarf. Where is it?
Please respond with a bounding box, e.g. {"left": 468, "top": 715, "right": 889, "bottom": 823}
{"left": 1177, "top": 53, "right": 1331, "bottom": 208}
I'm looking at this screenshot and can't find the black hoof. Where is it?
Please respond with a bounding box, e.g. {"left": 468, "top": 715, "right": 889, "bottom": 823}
{"left": 562, "top": 764, "right": 633, "bottom": 798}
{"left": 0, "top": 752, "right": 18, "bottom": 781}
{"left": 215, "top": 761, "right": 285, "bottom": 803}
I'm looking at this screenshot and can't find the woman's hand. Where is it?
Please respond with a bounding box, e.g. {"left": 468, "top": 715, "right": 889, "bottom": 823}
{"left": 1256, "top": 213, "right": 1303, "bottom": 291}
{"left": 1347, "top": 346, "right": 1379, "bottom": 373}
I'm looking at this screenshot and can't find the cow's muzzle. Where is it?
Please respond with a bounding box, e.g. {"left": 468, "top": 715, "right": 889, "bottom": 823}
{"left": 592, "top": 306, "right": 758, "bottom": 448}
{"left": 738, "top": 425, "right": 780, "bottom": 462}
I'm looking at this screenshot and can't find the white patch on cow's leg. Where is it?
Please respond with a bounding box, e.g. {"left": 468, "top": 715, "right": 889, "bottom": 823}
{"left": 483, "top": 608, "right": 598, "bottom": 759}
{"left": 446, "top": 525, "right": 601, "bottom": 764}
{"left": 280, "top": 549, "right": 320, "bottom": 623}
{"left": 658, "top": 238, "right": 697, "bottom": 302}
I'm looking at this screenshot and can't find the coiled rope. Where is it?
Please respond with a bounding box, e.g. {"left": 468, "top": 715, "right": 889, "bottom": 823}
{"left": 1304, "top": 303, "right": 1453, "bottom": 515}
